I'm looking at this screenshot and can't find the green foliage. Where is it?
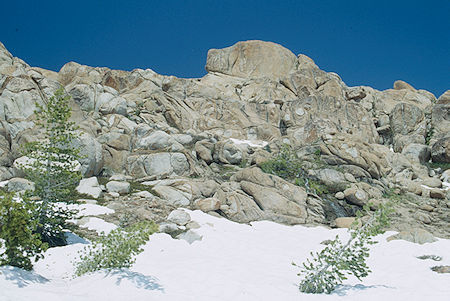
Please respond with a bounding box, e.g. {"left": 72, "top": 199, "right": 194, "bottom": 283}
{"left": 425, "top": 127, "right": 434, "bottom": 145}
{"left": 425, "top": 161, "right": 450, "bottom": 170}
{"left": 20, "top": 87, "right": 81, "bottom": 246}
{"left": 260, "top": 144, "right": 303, "bottom": 179}
{"left": 74, "top": 221, "right": 158, "bottom": 276}
{"left": 0, "top": 191, "right": 47, "bottom": 270}
{"left": 417, "top": 255, "right": 442, "bottom": 261}
{"left": 261, "top": 145, "right": 330, "bottom": 196}
{"left": 294, "top": 202, "right": 393, "bottom": 294}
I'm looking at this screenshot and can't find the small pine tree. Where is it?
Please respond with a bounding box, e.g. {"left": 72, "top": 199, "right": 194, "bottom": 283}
{"left": 294, "top": 202, "right": 392, "bottom": 294}
{"left": 74, "top": 221, "right": 158, "bottom": 276}
{"left": 21, "top": 87, "right": 81, "bottom": 246}
{"left": 0, "top": 191, "right": 47, "bottom": 270}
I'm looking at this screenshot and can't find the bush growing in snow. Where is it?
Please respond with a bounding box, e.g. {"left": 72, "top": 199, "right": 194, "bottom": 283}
{"left": 0, "top": 191, "right": 47, "bottom": 270}
{"left": 20, "top": 87, "right": 82, "bottom": 247}
{"left": 294, "top": 202, "right": 392, "bottom": 294}
{"left": 74, "top": 221, "right": 158, "bottom": 276}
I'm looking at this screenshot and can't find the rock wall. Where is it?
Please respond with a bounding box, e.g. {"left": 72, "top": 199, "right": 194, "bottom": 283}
{"left": 0, "top": 40, "right": 449, "bottom": 237}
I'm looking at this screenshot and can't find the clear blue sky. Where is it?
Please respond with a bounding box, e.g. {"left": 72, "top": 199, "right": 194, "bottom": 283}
{"left": 1, "top": 0, "right": 449, "bottom": 97}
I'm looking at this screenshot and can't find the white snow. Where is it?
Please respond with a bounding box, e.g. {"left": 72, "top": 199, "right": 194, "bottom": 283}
{"left": 78, "top": 217, "right": 118, "bottom": 235}
{"left": 1, "top": 209, "right": 449, "bottom": 301}
{"left": 13, "top": 155, "right": 81, "bottom": 172}
{"left": 229, "top": 138, "right": 268, "bottom": 148}
{"left": 71, "top": 203, "right": 115, "bottom": 218}
{"left": 421, "top": 183, "right": 449, "bottom": 191}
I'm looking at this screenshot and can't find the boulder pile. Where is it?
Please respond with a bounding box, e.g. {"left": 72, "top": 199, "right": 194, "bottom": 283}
{"left": 0, "top": 40, "right": 448, "bottom": 239}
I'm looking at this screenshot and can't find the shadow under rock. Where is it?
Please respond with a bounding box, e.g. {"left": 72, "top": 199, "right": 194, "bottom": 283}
{"left": 64, "top": 231, "right": 90, "bottom": 245}
{"left": 106, "top": 269, "right": 164, "bottom": 292}
{"left": 0, "top": 266, "right": 49, "bottom": 288}
{"left": 332, "top": 283, "right": 396, "bottom": 296}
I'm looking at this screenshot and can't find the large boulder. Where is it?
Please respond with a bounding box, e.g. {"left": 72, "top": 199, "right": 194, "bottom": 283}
{"left": 126, "top": 152, "right": 189, "bottom": 178}
{"left": 320, "top": 135, "right": 392, "bottom": 179}
{"left": 387, "top": 228, "right": 437, "bottom": 244}
{"left": 106, "top": 181, "right": 130, "bottom": 194}
{"left": 393, "top": 80, "right": 416, "bottom": 91}
{"left": 431, "top": 137, "right": 450, "bottom": 163}
{"left": 401, "top": 143, "right": 431, "bottom": 164}
{"left": 135, "top": 130, "right": 183, "bottom": 151}
{"left": 205, "top": 40, "right": 298, "bottom": 79}
{"left": 73, "top": 132, "right": 104, "bottom": 177}
{"left": 437, "top": 90, "right": 450, "bottom": 104}
{"left": 389, "top": 102, "right": 425, "bottom": 151}
{"left": 7, "top": 177, "right": 34, "bottom": 192}
{"left": 431, "top": 102, "right": 450, "bottom": 143}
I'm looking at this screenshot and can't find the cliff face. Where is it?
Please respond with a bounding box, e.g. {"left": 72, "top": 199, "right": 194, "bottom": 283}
{"left": 0, "top": 40, "right": 449, "bottom": 237}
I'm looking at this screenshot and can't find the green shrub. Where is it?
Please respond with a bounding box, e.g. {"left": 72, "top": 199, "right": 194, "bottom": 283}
{"left": 294, "top": 202, "right": 392, "bottom": 294}
{"left": 0, "top": 191, "right": 47, "bottom": 270}
{"left": 74, "top": 221, "right": 158, "bottom": 276}
{"left": 20, "top": 87, "right": 81, "bottom": 246}
{"left": 260, "top": 144, "right": 303, "bottom": 179}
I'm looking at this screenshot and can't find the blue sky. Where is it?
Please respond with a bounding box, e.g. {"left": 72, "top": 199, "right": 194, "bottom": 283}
{"left": 1, "top": 0, "right": 449, "bottom": 97}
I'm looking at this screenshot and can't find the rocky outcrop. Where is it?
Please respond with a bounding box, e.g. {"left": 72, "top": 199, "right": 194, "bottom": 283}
{"left": 206, "top": 40, "right": 298, "bottom": 79}
{"left": 0, "top": 40, "right": 448, "bottom": 237}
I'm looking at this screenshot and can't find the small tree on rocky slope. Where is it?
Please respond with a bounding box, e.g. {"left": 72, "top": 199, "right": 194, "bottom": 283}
{"left": 294, "top": 202, "right": 392, "bottom": 294}
{"left": 21, "top": 87, "right": 81, "bottom": 246}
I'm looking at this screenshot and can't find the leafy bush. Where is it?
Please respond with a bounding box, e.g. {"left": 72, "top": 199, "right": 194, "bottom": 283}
{"left": 0, "top": 191, "right": 47, "bottom": 270}
{"left": 260, "top": 144, "right": 303, "bottom": 179}
{"left": 74, "top": 221, "right": 158, "bottom": 276}
{"left": 20, "top": 87, "right": 81, "bottom": 246}
{"left": 261, "top": 145, "right": 329, "bottom": 195}
{"left": 294, "top": 202, "right": 392, "bottom": 294}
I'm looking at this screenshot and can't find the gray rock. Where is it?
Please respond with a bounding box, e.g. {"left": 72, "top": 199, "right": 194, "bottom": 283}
{"left": 154, "top": 186, "right": 190, "bottom": 206}
{"left": 126, "top": 153, "right": 189, "bottom": 178}
{"left": 194, "top": 197, "right": 221, "bottom": 212}
{"left": 177, "top": 230, "right": 202, "bottom": 244}
{"left": 387, "top": 228, "right": 437, "bottom": 244}
{"left": 441, "top": 169, "right": 450, "bottom": 183}
{"left": 344, "top": 187, "right": 368, "bottom": 206}
{"left": 76, "top": 177, "right": 102, "bottom": 199}
{"left": 335, "top": 191, "right": 345, "bottom": 200}
{"left": 240, "top": 181, "right": 306, "bottom": 218}
{"left": 334, "top": 217, "right": 358, "bottom": 229}
{"left": 159, "top": 222, "right": 180, "bottom": 234}
{"left": 206, "top": 40, "right": 298, "bottom": 79}
{"left": 106, "top": 181, "right": 130, "bottom": 194}
{"left": 214, "top": 140, "right": 244, "bottom": 165}
{"left": 167, "top": 209, "right": 191, "bottom": 226}
{"left": 401, "top": 143, "right": 431, "bottom": 164}
{"left": 68, "top": 84, "right": 95, "bottom": 111}
{"left": 7, "top": 177, "right": 34, "bottom": 192}
{"left": 73, "top": 132, "right": 103, "bottom": 177}
{"left": 430, "top": 189, "right": 445, "bottom": 199}
{"left": 437, "top": 90, "right": 450, "bottom": 104}
{"left": 421, "top": 178, "right": 442, "bottom": 188}
{"left": 313, "top": 168, "right": 347, "bottom": 192}
{"left": 137, "top": 130, "right": 183, "bottom": 151}
{"left": 97, "top": 93, "right": 128, "bottom": 116}
{"left": 431, "top": 137, "right": 450, "bottom": 163}
{"left": 109, "top": 174, "right": 132, "bottom": 181}
{"left": 195, "top": 141, "right": 213, "bottom": 163}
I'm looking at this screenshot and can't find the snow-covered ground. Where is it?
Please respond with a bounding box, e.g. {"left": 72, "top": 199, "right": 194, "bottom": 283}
{"left": 1, "top": 209, "right": 449, "bottom": 301}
